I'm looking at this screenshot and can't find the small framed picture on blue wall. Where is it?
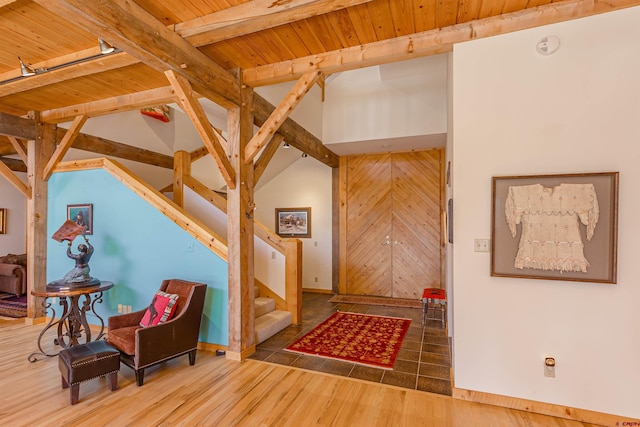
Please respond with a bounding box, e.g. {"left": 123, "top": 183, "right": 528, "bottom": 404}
{"left": 67, "top": 203, "right": 93, "bottom": 235}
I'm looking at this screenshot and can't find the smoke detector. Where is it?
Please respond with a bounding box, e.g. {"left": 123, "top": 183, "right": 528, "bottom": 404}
{"left": 536, "top": 36, "right": 560, "bottom": 56}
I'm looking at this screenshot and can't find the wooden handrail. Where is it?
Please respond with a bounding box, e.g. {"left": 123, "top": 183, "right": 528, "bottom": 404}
{"left": 183, "top": 174, "right": 301, "bottom": 323}
{"left": 53, "top": 158, "right": 228, "bottom": 260}
{"left": 52, "top": 158, "right": 302, "bottom": 325}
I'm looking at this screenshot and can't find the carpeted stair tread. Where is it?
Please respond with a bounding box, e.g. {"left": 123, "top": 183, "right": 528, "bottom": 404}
{"left": 255, "top": 297, "right": 276, "bottom": 318}
{"left": 255, "top": 310, "right": 292, "bottom": 344}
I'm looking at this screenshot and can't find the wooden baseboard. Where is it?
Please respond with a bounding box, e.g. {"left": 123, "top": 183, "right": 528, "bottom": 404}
{"left": 198, "top": 342, "right": 227, "bottom": 353}
{"left": 224, "top": 345, "right": 256, "bottom": 361}
{"left": 24, "top": 316, "right": 46, "bottom": 326}
{"left": 453, "top": 387, "right": 638, "bottom": 425}
{"left": 302, "top": 288, "right": 333, "bottom": 294}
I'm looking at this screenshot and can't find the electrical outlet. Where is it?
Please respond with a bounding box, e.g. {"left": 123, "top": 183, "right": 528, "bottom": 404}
{"left": 272, "top": 251, "right": 276, "bottom": 259}
{"left": 118, "top": 304, "right": 123, "bottom": 313}
{"left": 474, "top": 239, "right": 490, "bottom": 252}
{"left": 544, "top": 357, "right": 556, "bottom": 378}
{"left": 314, "top": 277, "right": 318, "bottom": 283}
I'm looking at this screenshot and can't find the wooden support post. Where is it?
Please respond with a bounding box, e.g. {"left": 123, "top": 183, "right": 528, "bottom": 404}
{"left": 26, "top": 115, "right": 56, "bottom": 318}
{"left": 226, "top": 81, "right": 256, "bottom": 359}
{"left": 285, "top": 239, "right": 302, "bottom": 325}
{"left": 173, "top": 150, "right": 191, "bottom": 207}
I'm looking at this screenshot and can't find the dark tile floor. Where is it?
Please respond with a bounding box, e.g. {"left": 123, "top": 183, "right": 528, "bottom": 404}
{"left": 248, "top": 292, "right": 452, "bottom": 396}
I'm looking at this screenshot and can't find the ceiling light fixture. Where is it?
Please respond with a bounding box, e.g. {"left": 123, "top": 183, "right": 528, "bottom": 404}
{"left": 301, "top": 153, "right": 308, "bottom": 158}
{"left": 98, "top": 38, "right": 116, "bottom": 54}
{"left": 2, "top": 42, "right": 121, "bottom": 86}
{"left": 18, "top": 57, "right": 35, "bottom": 77}
{"left": 283, "top": 142, "right": 291, "bottom": 149}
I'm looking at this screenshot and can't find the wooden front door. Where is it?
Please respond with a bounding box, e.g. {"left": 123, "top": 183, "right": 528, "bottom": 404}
{"left": 341, "top": 149, "right": 443, "bottom": 299}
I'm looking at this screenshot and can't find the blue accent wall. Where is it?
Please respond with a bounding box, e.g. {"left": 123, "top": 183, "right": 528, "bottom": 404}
{"left": 47, "top": 169, "right": 229, "bottom": 345}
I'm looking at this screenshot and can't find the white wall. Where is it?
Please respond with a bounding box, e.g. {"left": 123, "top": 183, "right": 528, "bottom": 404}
{"left": 0, "top": 173, "right": 27, "bottom": 254}
{"left": 323, "top": 55, "right": 448, "bottom": 148}
{"left": 452, "top": 7, "right": 640, "bottom": 418}
{"left": 61, "top": 107, "right": 227, "bottom": 190}
{"left": 256, "top": 82, "right": 323, "bottom": 140}
{"left": 183, "top": 186, "right": 287, "bottom": 298}
{"left": 254, "top": 157, "right": 333, "bottom": 292}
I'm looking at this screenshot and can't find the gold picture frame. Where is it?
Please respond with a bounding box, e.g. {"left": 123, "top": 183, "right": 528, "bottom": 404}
{"left": 491, "top": 172, "right": 618, "bottom": 284}
{"left": 0, "top": 208, "right": 6, "bottom": 234}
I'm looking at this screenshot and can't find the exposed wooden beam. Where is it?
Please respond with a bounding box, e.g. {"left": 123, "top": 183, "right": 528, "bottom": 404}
{"left": 254, "top": 134, "right": 285, "bottom": 184}
{"left": 165, "top": 70, "right": 236, "bottom": 190}
{"left": 57, "top": 157, "right": 229, "bottom": 260}
{"left": 189, "top": 146, "right": 210, "bottom": 162}
{"left": 58, "top": 128, "right": 174, "bottom": 169}
{"left": 253, "top": 95, "right": 339, "bottom": 168}
{"left": 40, "top": 86, "right": 176, "bottom": 124}
{"left": 0, "top": 157, "right": 26, "bottom": 173}
{"left": 0, "top": 138, "right": 15, "bottom": 156}
{"left": 34, "top": 1, "right": 335, "bottom": 172}
{"left": 173, "top": 150, "right": 191, "bottom": 208}
{"left": 0, "top": 112, "right": 36, "bottom": 140}
{"left": 183, "top": 175, "right": 227, "bottom": 214}
{"left": 0, "top": 157, "right": 31, "bottom": 197}
{"left": 7, "top": 137, "right": 27, "bottom": 164}
{"left": 245, "top": 71, "right": 322, "bottom": 163}
{"left": 176, "top": 0, "right": 373, "bottom": 47}
{"left": 34, "top": 0, "right": 240, "bottom": 109}
{"left": 0, "top": 51, "right": 139, "bottom": 98}
{"left": 242, "top": 0, "right": 640, "bottom": 86}
{"left": 43, "top": 115, "right": 87, "bottom": 181}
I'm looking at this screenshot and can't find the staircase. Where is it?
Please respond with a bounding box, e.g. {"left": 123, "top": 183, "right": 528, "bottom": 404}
{"left": 254, "top": 286, "right": 292, "bottom": 344}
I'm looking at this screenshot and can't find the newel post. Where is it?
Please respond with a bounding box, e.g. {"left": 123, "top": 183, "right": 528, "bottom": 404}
{"left": 284, "top": 239, "right": 302, "bottom": 324}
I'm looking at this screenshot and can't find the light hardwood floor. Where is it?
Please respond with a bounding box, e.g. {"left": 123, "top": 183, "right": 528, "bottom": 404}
{"left": 0, "top": 318, "right": 605, "bottom": 426}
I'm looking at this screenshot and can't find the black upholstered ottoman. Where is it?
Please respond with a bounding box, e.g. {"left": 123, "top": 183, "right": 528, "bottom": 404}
{"left": 58, "top": 340, "right": 120, "bottom": 405}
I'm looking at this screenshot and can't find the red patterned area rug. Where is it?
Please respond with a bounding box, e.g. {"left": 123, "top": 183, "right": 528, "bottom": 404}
{"left": 0, "top": 294, "right": 27, "bottom": 318}
{"left": 285, "top": 311, "right": 411, "bottom": 369}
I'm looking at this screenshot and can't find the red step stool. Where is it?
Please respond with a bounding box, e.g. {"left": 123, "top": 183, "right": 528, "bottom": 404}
{"left": 421, "top": 288, "right": 447, "bottom": 328}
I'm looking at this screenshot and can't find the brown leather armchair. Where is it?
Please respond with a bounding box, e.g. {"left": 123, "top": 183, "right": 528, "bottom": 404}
{"left": 107, "top": 279, "right": 207, "bottom": 386}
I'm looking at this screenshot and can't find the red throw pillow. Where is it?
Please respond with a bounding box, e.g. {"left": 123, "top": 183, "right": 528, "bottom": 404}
{"left": 139, "top": 291, "right": 179, "bottom": 327}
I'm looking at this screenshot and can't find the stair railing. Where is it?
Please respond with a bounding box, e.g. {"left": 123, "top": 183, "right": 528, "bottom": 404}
{"left": 183, "top": 175, "right": 302, "bottom": 324}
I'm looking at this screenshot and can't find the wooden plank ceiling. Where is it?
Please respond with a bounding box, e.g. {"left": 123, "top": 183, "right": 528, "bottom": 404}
{"left": 0, "top": 0, "right": 638, "bottom": 159}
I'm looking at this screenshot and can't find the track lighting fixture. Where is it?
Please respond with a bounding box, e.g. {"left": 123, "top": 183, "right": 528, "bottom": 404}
{"left": 283, "top": 141, "right": 291, "bottom": 149}
{"left": 18, "top": 57, "right": 35, "bottom": 77}
{"left": 2, "top": 41, "right": 121, "bottom": 86}
{"left": 98, "top": 38, "right": 115, "bottom": 54}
